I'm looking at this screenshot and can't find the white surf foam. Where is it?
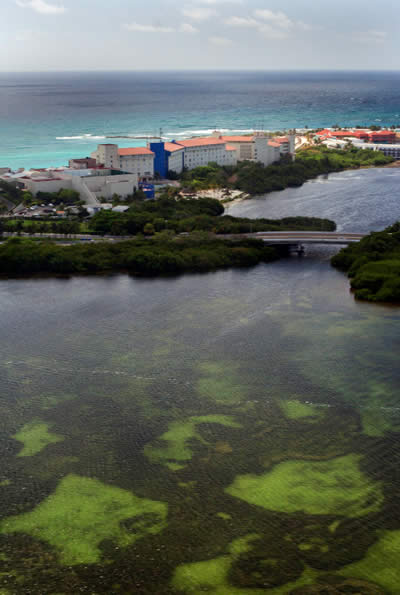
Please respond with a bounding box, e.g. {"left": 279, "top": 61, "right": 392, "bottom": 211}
{"left": 56, "top": 134, "right": 106, "bottom": 140}
{"left": 165, "top": 128, "right": 257, "bottom": 137}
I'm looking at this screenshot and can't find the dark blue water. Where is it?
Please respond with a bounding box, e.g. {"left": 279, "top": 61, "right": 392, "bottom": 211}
{"left": 1, "top": 70, "right": 400, "bottom": 169}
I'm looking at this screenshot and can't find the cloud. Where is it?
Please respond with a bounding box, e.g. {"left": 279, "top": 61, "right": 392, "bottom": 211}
{"left": 209, "top": 36, "right": 232, "bottom": 46}
{"left": 258, "top": 24, "right": 290, "bottom": 40}
{"left": 124, "top": 22, "right": 175, "bottom": 33}
{"left": 254, "top": 9, "right": 293, "bottom": 30}
{"left": 296, "top": 21, "right": 315, "bottom": 32}
{"left": 15, "top": 0, "right": 66, "bottom": 14}
{"left": 180, "top": 23, "right": 198, "bottom": 33}
{"left": 124, "top": 21, "right": 199, "bottom": 34}
{"left": 182, "top": 6, "right": 217, "bottom": 21}
{"left": 353, "top": 30, "right": 387, "bottom": 44}
{"left": 225, "top": 9, "right": 313, "bottom": 40}
{"left": 225, "top": 16, "right": 258, "bottom": 27}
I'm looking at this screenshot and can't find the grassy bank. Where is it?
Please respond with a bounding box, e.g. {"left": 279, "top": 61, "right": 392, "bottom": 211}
{"left": 331, "top": 223, "right": 400, "bottom": 302}
{"left": 0, "top": 237, "right": 284, "bottom": 278}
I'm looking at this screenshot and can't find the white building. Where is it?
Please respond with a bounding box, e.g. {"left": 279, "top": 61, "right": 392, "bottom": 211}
{"left": 274, "top": 134, "right": 296, "bottom": 159}
{"left": 19, "top": 167, "right": 139, "bottom": 204}
{"left": 254, "top": 134, "right": 281, "bottom": 166}
{"left": 176, "top": 137, "right": 237, "bottom": 170}
{"left": 91, "top": 144, "right": 154, "bottom": 178}
{"left": 211, "top": 131, "right": 293, "bottom": 166}
{"left": 91, "top": 131, "right": 297, "bottom": 181}
{"left": 149, "top": 138, "right": 237, "bottom": 177}
{"left": 164, "top": 142, "right": 186, "bottom": 175}
{"left": 212, "top": 133, "right": 255, "bottom": 160}
{"left": 321, "top": 138, "right": 400, "bottom": 159}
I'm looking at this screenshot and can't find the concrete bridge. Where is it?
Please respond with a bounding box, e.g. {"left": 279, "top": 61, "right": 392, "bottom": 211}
{"left": 245, "top": 231, "right": 365, "bottom": 246}
{"left": 1, "top": 230, "right": 366, "bottom": 247}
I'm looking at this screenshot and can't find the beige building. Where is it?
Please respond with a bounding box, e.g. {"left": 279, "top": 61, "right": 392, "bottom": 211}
{"left": 91, "top": 144, "right": 154, "bottom": 178}
{"left": 212, "top": 132, "right": 282, "bottom": 166}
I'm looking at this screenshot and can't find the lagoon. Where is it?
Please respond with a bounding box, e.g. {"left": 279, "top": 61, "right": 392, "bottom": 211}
{"left": 0, "top": 169, "right": 399, "bottom": 593}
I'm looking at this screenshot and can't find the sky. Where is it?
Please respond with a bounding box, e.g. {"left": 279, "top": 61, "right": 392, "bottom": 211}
{"left": 1, "top": 0, "right": 399, "bottom": 71}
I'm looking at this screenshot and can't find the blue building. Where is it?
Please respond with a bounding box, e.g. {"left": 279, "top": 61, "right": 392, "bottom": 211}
{"left": 149, "top": 141, "right": 185, "bottom": 178}
{"left": 139, "top": 183, "right": 155, "bottom": 199}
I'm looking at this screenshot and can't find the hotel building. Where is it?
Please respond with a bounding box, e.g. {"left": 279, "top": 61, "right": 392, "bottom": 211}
{"left": 91, "top": 144, "right": 155, "bottom": 178}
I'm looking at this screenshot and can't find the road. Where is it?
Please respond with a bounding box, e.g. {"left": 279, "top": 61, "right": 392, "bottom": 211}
{"left": 246, "top": 231, "right": 365, "bottom": 245}
{"left": 1, "top": 231, "right": 366, "bottom": 246}
{"left": 295, "top": 136, "right": 309, "bottom": 150}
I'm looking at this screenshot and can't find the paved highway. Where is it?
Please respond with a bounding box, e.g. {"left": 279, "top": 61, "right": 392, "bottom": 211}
{"left": 246, "top": 231, "right": 365, "bottom": 245}
{"left": 1, "top": 231, "right": 366, "bottom": 246}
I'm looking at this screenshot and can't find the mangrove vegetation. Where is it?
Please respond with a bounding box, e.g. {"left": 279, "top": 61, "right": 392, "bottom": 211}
{"left": 179, "top": 146, "right": 393, "bottom": 195}
{"left": 0, "top": 236, "right": 283, "bottom": 277}
{"left": 331, "top": 222, "right": 400, "bottom": 302}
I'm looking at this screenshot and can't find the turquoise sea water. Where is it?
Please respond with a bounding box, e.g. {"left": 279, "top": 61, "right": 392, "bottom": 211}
{"left": 1, "top": 70, "right": 400, "bottom": 170}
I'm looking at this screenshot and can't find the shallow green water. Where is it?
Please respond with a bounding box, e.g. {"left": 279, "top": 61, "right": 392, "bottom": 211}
{"left": 0, "top": 248, "right": 398, "bottom": 594}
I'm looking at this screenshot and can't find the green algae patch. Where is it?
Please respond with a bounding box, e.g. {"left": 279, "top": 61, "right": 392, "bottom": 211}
{"left": 329, "top": 520, "right": 341, "bottom": 533}
{"left": 278, "top": 399, "right": 323, "bottom": 421}
{"left": 13, "top": 421, "right": 64, "bottom": 457}
{"left": 226, "top": 454, "right": 383, "bottom": 518}
{"left": 172, "top": 534, "right": 319, "bottom": 595}
{"left": 144, "top": 415, "right": 241, "bottom": 471}
{"left": 0, "top": 474, "right": 167, "bottom": 566}
{"left": 227, "top": 535, "right": 258, "bottom": 557}
{"left": 171, "top": 534, "right": 263, "bottom": 595}
{"left": 217, "top": 512, "right": 232, "bottom": 521}
{"left": 339, "top": 530, "right": 400, "bottom": 594}
{"left": 361, "top": 381, "right": 400, "bottom": 437}
{"left": 197, "top": 362, "right": 247, "bottom": 405}
{"left": 0, "top": 480, "right": 11, "bottom": 487}
{"left": 179, "top": 481, "right": 197, "bottom": 489}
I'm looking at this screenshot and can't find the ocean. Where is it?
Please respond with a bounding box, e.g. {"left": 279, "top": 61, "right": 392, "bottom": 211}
{"left": 1, "top": 70, "right": 400, "bottom": 170}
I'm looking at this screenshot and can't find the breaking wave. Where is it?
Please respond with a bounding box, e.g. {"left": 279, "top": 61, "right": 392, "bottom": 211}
{"left": 56, "top": 134, "right": 106, "bottom": 140}
{"left": 56, "top": 127, "right": 266, "bottom": 143}
{"left": 166, "top": 128, "right": 257, "bottom": 137}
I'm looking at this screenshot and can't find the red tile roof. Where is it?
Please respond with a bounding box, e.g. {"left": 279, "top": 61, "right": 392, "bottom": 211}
{"left": 177, "top": 138, "right": 226, "bottom": 148}
{"left": 218, "top": 135, "right": 254, "bottom": 143}
{"left": 164, "top": 142, "right": 185, "bottom": 153}
{"left": 226, "top": 145, "right": 238, "bottom": 151}
{"left": 369, "top": 130, "right": 396, "bottom": 138}
{"left": 118, "top": 148, "right": 154, "bottom": 156}
{"left": 268, "top": 141, "right": 280, "bottom": 148}
{"left": 32, "top": 178, "right": 63, "bottom": 182}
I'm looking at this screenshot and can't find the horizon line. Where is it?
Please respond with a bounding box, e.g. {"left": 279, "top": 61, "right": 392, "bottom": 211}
{"left": 0, "top": 68, "right": 399, "bottom": 74}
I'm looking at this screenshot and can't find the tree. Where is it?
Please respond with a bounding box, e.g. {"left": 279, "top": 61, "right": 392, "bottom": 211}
{"left": 132, "top": 189, "right": 147, "bottom": 201}
{"left": 58, "top": 189, "right": 80, "bottom": 205}
{"left": 0, "top": 180, "right": 23, "bottom": 205}
{"left": 143, "top": 222, "right": 155, "bottom": 236}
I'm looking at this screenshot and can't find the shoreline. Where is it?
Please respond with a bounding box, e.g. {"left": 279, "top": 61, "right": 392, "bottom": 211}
{"left": 223, "top": 162, "right": 399, "bottom": 211}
